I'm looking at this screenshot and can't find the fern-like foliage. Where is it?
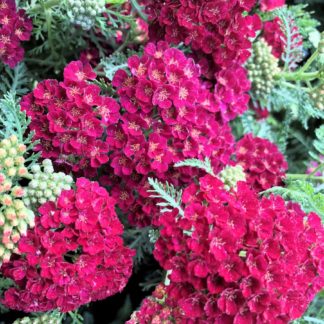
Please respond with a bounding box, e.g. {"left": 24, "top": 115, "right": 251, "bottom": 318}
{"left": 100, "top": 53, "right": 129, "bottom": 81}
{"left": 0, "top": 62, "right": 31, "bottom": 96}
{"left": 268, "top": 83, "right": 324, "bottom": 129}
{"left": 289, "top": 4, "right": 321, "bottom": 50}
{"left": 0, "top": 92, "right": 40, "bottom": 164}
{"left": 310, "top": 125, "right": 324, "bottom": 162}
{"left": 276, "top": 7, "right": 304, "bottom": 71}
{"left": 148, "top": 178, "right": 184, "bottom": 216}
{"left": 0, "top": 275, "right": 13, "bottom": 314}
{"left": 123, "top": 227, "right": 155, "bottom": 271}
{"left": 99, "top": 49, "right": 138, "bottom": 81}
{"left": 174, "top": 157, "right": 215, "bottom": 176}
{"left": 263, "top": 180, "right": 324, "bottom": 220}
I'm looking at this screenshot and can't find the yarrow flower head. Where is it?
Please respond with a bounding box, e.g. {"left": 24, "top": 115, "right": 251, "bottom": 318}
{"left": 1, "top": 178, "right": 134, "bottom": 313}
{"left": 21, "top": 60, "right": 119, "bottom": 177}
{"left": 235, "top": 134, "right": 288, "bottom": 191}
{"left": 142, "top": 0, "right": 261, "bottom": 120}
{"left": 0, "top": 0, "right": 32, "bottom": 67}
{"left": 0, "top": 135, "right": 34, "bottom": 265}
{"left": 102, "top": 41, "right": 235, "bottom": 226}
{"left": 151, "top": 172, "right": 324, "bottom": 323}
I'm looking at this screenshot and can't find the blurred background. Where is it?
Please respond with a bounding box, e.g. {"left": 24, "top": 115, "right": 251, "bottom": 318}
{"left": 290, "top": 0, "right": 324, "bottom": 29}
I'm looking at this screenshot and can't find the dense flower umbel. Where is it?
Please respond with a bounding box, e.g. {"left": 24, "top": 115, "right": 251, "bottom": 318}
{"left": 236, "top": 134, "right": 288, "bottom": 191}
{"left": 0, "top": 0, "right": 32, "bottom": 67}
{"left": 152, "top": 174, "right": 324, "bottom": 323}
{"left": 21, "top": 60, "right": 118, "bottom": 177}
{"left": 0, "top": 135, "right": 34, "bottom": 265}
{"left": 1, "top": 178, "right": 134, "bottom": 312}
{"left": 142, "top": 0, "right": 261, "bottom": 120}
{"left": 143, "top": 0, "right": 260, "bottom": 70}
{"left": 103, "top": 41, "right": 235, "bottom": 226}
{"left": 23, "top": 159, "right": 73, "bottom": 209}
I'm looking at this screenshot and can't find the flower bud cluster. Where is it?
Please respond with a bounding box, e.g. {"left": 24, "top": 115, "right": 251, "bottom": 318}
{"left": 218, "top": 164, "right": 246, "bottom": 190}
{"left": 247, "top": 38, "right": 280, "bottom": 101}
{"left": 0, "top": 135, "right": 34, "bottom": 265}
{"left": 23, "top": 159, "right": 73, "bottom": 209}
{"left": 13, "top": 313, "right": 61, "bottom": 324}
{"left": 66, "top": 0, "right": 106, "bottom": 30}
{"left": 310, "top": 83, "right": 324, "bottom": 111}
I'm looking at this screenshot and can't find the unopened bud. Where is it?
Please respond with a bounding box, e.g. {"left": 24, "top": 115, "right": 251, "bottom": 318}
{"left": 5, "top": 207, "right": 16, "bottom": 220}
{"left": 4, "top": 158, "right": 14, "bottom": 168}
{"left": 11, "top": 230, "right": 21, "bottom": 243}
{"left": 13, "top": 199, "right": 25, "bottom": 210}
{"left": 12, "top": 186, "right": 25, "bottom": 197}
{"left": 18, "top": 167, "right": 28, "bottom": 176}
{"left": 2, "top": 194, "right": 13, "bottom": 206}
{"left": 0, "top": 148, "right": 6, "bottom": 158}
{"left": 8, "top": 148, "right": 17, "bottom": 156}
{"left": 7, "top": 167, "right": 17, "bottom": 177}
{"left": 9, "top": 135, "right": 18, "bottom": 144}
{"left": 0, "top": 173, "right": 6, "bottom": 183}
{"left": 15, "top": 156, "right": 25, "bottom": 165}
{"left": 3, "top": 251, "right": 11, "bottom": 263}
{"left": 1, "top": 139, "right": 11, "bottom": 148}
{"left": 18, "top": 221, "right": 28, "bottom": 235}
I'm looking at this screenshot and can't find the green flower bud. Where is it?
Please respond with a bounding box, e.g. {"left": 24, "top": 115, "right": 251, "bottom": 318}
{"left": 246, "top": 38, "right": 280, "bottom": 103}
{"left": 66, "top": 0, "right": 106, "bottom": 30}
{"left": 30, "top": 164, "right": 41, "bottom": 174}
{"left": 218, "top": 165, "right": 246, "bottom": 190}
{"left": 310, "top": 83, "right": 324, "bottom": 111}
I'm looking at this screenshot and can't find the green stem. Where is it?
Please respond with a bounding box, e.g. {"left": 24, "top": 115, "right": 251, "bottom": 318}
{"left": 309, "top": 163, "right": 324, "bottom": 176}
{"left": 130, "top": 0, "right": 148, "bottom": 21}
{"left": 297, "top": 49, "right": 319, "bottom": 74}
{"left": 281, "top": 81, "right": 310, "bottom": 92}
{"left": 45, "top": 8, "right": 56, "bottom": 59}
{"left": 286, "top": 173, "right": 324, "bottom": 183}
{"left": 277, "top": 71, "right": 320, "bottom": 82}
{"left": 114, "top": 30, "right": 131, "bottom": 53}
{"left": 28, "top": 0, "right": 60, "bottom": 13}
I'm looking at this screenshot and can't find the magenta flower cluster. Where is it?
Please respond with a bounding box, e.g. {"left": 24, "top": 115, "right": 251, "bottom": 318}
{"left": 21, "top": 61, "right": 121, "bottom": 177}
{"left": 142, "top": 0, "right": 262, "bottom": 121}
{"left": 150, "top": 174, "right": 324, "bottom": 323}
{"left": 0, "top": 0, "right": 32, "bottom": 67}
{"left": 236, "top": 134, "right": 288, "bottom": 191}
{"left": 104, "top": 41, "right": 235, "bottom": 226}
{"left": 1, "top": 178, "right": 134, "bottom": 312}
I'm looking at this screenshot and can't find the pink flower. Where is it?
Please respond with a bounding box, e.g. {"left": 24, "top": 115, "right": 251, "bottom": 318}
{"left": 63, "top": 61, "right": 96, "bottom": 83}
{"left": 236, "top": 134, "right": 288, "bottom": 191}
{"left": 260, "top": 0, "right": 285, "bottom": 11}
{"left": 149, "top": 172, "right": 324, "bottom": 323}
{"left": 1, "top": 178, "right": 134, "bottom": 313}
